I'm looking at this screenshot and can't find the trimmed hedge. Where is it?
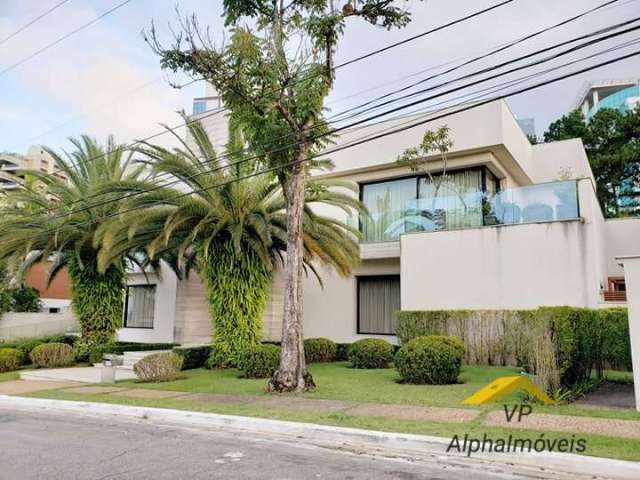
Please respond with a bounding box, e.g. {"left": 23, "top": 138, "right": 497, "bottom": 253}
{"left": 30, "top": 343, "right": 73, "bottom": 368}
{"left": 237, "top": 344, "right": 280, "bottom": 378}
{"left": 134, "top": 352, "right": 183, "bottom": 382}
{"left": 173, "top": 345, "right": 212, "bottom": 370}
{"left": 0, "top": 348, "right": 20, "bottom": 373}
{"left": 0, "top": 335, "right": 77, "bottom": 365}
{"left": 304, "top": 338, "right": 337, "bottom": 363}
{"left": 395, "top": 335, "right": 463, "bottom": 384}
{"left": 348, "top": 338, "right": 394, "bottom": 369}
{"left": 396, "top": 307, "right": 631, "bottom": 392}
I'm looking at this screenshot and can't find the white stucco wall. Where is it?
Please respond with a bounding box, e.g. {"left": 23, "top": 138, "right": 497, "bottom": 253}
{"left": 529, "top": 139, "right": 595, "bottom": 185}
{"left": 118, "top": 265, "right": 178, "bottom": 344}
{"left": 328, "top": 101, "right": 534, "bottom": 185}
{"left": 605, "top": 218, "right": 640, "bottom": 276}
{"left": 302, "top": 259, "right": 400, "bottom": 343}
{"left": 400, "top": 220, "right": 598, "bottom": 310}
{"left": 615, "top": 255, "right": 640, "bottom": 411}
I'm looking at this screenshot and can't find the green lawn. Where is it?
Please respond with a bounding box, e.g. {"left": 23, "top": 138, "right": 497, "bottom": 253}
{"left": 0, "top": 371, "right": 19, "bottom": 382}
{"left": 117, "top": 362, "right": 521, "bottom": 407}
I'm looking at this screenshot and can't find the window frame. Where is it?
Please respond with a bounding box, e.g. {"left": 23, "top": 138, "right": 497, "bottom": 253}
{"left": 123, "top": 284, "right": 157, "bottom": 329}
{"left": 358, "top": 166, "right": 500, "bottom": 242}
{"left": 356, "top": 274, "right": 401, "bottom": 336}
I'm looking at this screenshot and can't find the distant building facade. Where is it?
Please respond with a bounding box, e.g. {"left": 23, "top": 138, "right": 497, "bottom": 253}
{"left": 574, "top": 78, "right": 640, "bottom": 120}
{"left": 0, "top": 145, "right": 66, "bottom": 191}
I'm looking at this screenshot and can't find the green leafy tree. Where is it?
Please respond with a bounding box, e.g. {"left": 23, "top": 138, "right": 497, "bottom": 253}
{"left": 97, "top": 118, "right": 362, "bottom": 365}
{"left": 8, "top": 286, "right": 41, "bottom": 312}
{"left": 544, "top": 107, "right": 640, "bottom": 217}
{"left": 0, "top": 263, "right": 12, "bottom": 316}
{"left": 0, "top": 136, "right": 147, "bottom": 348}
{"left": 146, "top": 0, "right": 418, "bottom": 391}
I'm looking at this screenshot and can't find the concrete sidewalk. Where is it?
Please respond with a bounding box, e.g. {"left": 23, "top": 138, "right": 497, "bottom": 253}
{"left": 1, "top": 395, "right": 639, "bottom": 480}
{"left": 20, "top": 366, "right": 136, "bottom": 383}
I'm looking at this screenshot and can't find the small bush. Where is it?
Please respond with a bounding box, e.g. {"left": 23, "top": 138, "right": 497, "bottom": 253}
{"left": 395, "top": 336, "right": 463, "bottom": 384}
{"left": 0, "top": 348, "right": 20, "bottom": 373}
{"left": 173, "top": 345, "right": 212, "bottom": 370}
{"left": 1, "top": 334, "right": 77, "bottom": 365}
{"left": 30, "top": 343, "right": 73, "bottom": 368}
{"left": 133, "top": 352, "right": 183, "bottom": 382}
{"left": 237, "top": 344, "right": 280, "bottom": 378}
{"left": 205, "top": 344, "right": 233, "bottom": 369}
{"left": 304, "top": 338, "right": 337, "bottom": 363}
{"left": 348, "top": 338, "right": 394, "bottom": 369}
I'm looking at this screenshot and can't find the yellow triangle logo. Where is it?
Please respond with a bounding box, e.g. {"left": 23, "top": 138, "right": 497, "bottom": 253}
{"left": 463, "top": 376, "right": 555, "bottom": 405}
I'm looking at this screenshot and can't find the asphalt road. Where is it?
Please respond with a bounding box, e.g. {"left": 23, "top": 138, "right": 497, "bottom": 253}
{"left": 0, "top": 408, "right": 524, "bottom": 480}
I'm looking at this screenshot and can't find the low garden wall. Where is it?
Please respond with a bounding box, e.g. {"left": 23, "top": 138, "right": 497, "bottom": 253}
{"left": 0, "top": 312, "right": 78, "bottom": 341}
{"left": 396, "top": 307, "right": 631, "bottom": 393}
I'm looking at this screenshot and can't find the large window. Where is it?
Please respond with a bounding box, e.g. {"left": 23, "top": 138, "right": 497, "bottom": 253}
{"left": 360, "top": 168, "right": 492, "bottom": 242}
{"left": 357, "top": 275, "right": 400, "bottom": 335}
{"left": 124, "top": 285, "right": 156, "bottom": 329}
{"left": 360, "top": 177, "right": 416, "bottom": 242}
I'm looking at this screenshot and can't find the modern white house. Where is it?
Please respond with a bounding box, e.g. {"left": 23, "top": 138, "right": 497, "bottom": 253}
{"left": 117, "top": 99, "right": 640, "bottom": 345}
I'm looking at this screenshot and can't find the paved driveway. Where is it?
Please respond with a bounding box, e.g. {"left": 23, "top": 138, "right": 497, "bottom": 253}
{"left": 0, "top": 408, "right": 522, "bottom": 480}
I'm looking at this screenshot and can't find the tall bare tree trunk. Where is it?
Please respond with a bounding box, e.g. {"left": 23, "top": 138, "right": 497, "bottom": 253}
{"left": 268, "top": 153, "right": 314, "bottom": 392}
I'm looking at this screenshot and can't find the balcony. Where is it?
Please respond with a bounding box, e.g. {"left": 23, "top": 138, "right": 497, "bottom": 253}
{"left": 360, "top": 180, "right": 579, "bottom": 243}
{"left": 603, "top": 290, "right": 627, "bottom": 302}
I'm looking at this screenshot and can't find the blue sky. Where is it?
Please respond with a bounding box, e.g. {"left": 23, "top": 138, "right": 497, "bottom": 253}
{"left": 1, "top": 0, "right": 639, "bottom": 154}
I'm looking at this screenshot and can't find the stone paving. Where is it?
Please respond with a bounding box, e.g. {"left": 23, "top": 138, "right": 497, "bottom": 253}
{"left": 484, "top": 410, "right": 640, "bottom": 440}
{"left": 0, "top": 380, "right": 82, "bottom": 395}
{"left": 347, "top": 403, "right": 479, "bottom": 423}
{"left": 6, "top": 375, "right": 640, "bottom": 441}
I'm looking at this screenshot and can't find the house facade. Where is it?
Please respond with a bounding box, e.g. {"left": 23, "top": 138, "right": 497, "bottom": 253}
{"left": 117, "top": 100, "right": 640, "bottom": 345}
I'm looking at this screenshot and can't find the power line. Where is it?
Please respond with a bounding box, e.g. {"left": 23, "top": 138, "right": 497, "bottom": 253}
{"left": 334, "top": 0, "right": 516, "bottom": 69}
{"left": 333, "top": 0, "right": 634, "bottom": 120}
{"left": 32, "top": 36, "right": 640, "bottom": 231}
{"left": 0, "top": 0, "right": 72, "bottom": 46}
{"left": 0, "top": 0, "right": 134, "bottom": 77}
{"left": 12, "top": 43, "right": 640, "bottom": 247}
{"left": 14, "top": 0, "right": 519, "bottom": 196}
{"left": 333, "top": 18, "right": 640, "bottom": 124}
{"left": 36, "top": 17, "right": 640, "bottom": 224}
{"left": 66, "top": 46, "right": 640, "bottom": 234}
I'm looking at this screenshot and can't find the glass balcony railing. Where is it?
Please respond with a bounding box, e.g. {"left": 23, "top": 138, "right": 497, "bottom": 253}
{"left": 359, "top": 180, "right": 579, "bottom": 243}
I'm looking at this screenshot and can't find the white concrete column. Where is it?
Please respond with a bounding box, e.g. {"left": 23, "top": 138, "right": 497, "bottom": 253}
{"left": 616, "top": 255, "right": 640, "bottom": 411}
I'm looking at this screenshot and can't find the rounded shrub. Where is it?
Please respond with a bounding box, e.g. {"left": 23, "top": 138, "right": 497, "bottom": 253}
{"left": 304, "top": 338, "right": 337, "bottom": 363}
{"left": 133, "top": 352, "right": 183, "bottom": 382}
{"left": 348, "top": 338, "right": 394, "bottom": 369}
{"left": 0, "top": 348, "right": 20, "bottom": 373}
{"left": 237, "top": 344, "right": 280, "bottom": 378}
{"left": 29, "top": 343, "right": 73, "bottom": 368}
{"left": 394, "top": 336, "right": 463, "bottom": 384}
{"left": 426, "top": 335, "right": 465, "bottom": 358}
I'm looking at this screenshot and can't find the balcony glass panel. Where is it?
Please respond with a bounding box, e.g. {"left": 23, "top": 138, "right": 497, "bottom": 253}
{"left": 484, "top": 180, "right": 578, "bottom": 225}
{"left": 360, "top": 180, "right": 579, "bottom": 242}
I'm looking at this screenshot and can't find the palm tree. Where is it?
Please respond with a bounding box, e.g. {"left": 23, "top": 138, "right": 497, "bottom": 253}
{"left": 0, "top": 136, "right": 147, "bottom": 350}
{"left": 97, "top": 117, "right": 362, "bottom": 363}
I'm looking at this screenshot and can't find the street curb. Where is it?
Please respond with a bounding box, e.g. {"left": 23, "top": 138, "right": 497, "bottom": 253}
{"left": 1, "top": 395, "right": 639, "bottom": 479}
